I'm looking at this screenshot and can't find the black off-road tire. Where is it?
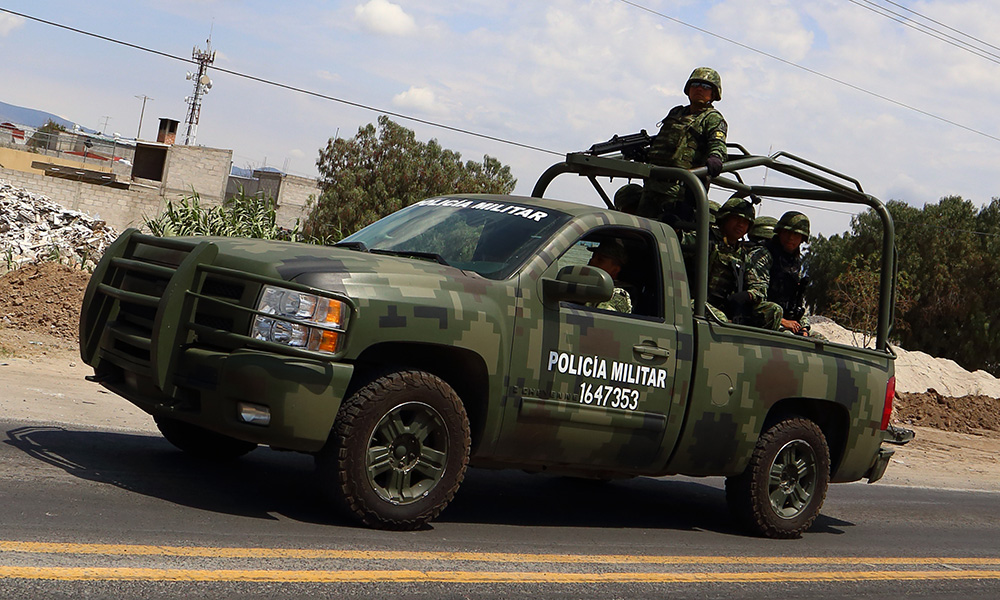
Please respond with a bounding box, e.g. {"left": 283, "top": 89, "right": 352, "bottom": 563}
{"left": 154, "top": 416, "right": 258, "bottom": 460}
{"left": 317, "top": 370, "right": 471, "bottom": 530}
{"left": 725, "top": 418, "right": 831, "bottom": 539}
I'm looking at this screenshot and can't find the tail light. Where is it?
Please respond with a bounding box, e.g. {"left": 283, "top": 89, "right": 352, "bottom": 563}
{"left": 880, "top": 375, "right": 895, "bottom": 431}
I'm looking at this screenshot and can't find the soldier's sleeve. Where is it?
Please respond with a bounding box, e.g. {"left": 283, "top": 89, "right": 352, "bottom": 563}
{"left": 744, "top": 246, "right": 771, "bottom": 304}
{"left": 705, "top": 110, "right": 728, "bottom": 160}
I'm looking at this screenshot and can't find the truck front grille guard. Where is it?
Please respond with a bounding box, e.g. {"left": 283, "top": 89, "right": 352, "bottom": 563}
{"left": 80, "top": 230, "right": 350, "bottom": 396}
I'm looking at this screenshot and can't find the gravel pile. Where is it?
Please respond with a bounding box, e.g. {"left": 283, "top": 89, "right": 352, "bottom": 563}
{"left": 0, "top": 178, "right": 119, "bottom": 272}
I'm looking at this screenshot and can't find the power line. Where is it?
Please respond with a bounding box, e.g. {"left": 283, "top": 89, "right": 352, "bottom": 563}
{"left": 615, "top": 0, "right": 1000, "bottom": 145}
{"left": 0, "top": 7, "right": 563, "bottom": 157}
{"left": 848, "top": 0, "right": 1000, "bottom": 65}
{"left": 878, "top": 0, "right": 1000, "bottom": 54}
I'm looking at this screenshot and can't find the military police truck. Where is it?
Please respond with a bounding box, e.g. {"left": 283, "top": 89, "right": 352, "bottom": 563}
{"left": 79, "top": 148, "right": 909, "bottom": 538}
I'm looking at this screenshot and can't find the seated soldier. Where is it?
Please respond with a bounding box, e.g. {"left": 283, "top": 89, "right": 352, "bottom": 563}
{"left": 750, "top": 211, "right": 816, "bottom": 336}
{"left": 699, "top": 197, "right": 778, "bottom": 330}
{"left": 586, "top": 239, "right": 632, "bottom": 313}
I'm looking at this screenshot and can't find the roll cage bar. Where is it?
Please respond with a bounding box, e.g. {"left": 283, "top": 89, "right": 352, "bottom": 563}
{"left": 531, "top": 146, "right": 897, "bottom": 352}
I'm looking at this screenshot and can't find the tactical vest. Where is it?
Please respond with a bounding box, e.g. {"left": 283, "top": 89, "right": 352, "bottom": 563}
{"left": 765, "top": 238, "right": 804, "bottom": 319}
{"left": 647, "top": 105, "right": 725, "bottom": 170}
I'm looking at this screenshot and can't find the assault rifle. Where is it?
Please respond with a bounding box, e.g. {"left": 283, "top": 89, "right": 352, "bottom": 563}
{"left": 587, "top": 129, "right": 654, "bottom": 162}
{"left": 786, "top": 276, "right": 810, "bottom": 323}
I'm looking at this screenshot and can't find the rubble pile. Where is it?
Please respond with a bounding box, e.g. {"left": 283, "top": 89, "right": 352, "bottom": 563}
{"left": 0, "top": 178, "right": 119, "bottom": 273}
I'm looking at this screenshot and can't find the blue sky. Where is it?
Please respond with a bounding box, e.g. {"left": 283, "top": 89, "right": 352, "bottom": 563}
{"left": 1, "top": 0, "right": 998, "bottom": 237}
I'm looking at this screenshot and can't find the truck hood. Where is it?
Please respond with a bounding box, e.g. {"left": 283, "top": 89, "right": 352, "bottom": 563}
{"left": 203, "top": 237, "right": 495, "bottom": 298}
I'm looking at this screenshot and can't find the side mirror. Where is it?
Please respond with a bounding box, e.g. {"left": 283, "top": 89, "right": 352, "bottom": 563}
{"left": 542, "top": 265, "right": 614, "bottom": 306}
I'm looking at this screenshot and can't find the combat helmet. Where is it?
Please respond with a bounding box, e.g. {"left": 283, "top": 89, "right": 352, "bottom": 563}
{"left": 775, "top": 211, "right": 810, "bottom": 237}
{"left": 708, "top": 199, "right": 721, "bottom": 225}
{"left": 749, "top": 215, "right": 777, "bottom": 242}
{"left": 684, "top": 67, "right": 722, "bottom": 101}
{"left": 716, "top": 196, "right": 755, "bottom": 225}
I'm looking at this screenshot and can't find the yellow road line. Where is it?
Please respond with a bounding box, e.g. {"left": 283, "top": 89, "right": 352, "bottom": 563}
{"left": 1, "top": 566, "right": 999, "bottom": 583}
{"left": 1, "top": 541, "right": 999, "bottom": 566}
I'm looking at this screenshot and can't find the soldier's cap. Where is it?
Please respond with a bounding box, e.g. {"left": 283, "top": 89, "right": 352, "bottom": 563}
{"left": 589, "top": 239, "right": 628, "bottom": 265}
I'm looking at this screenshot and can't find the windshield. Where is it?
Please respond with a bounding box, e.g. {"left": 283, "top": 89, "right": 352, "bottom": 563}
{"left": 340, "top": 197, "right": 571, "bottom": 279}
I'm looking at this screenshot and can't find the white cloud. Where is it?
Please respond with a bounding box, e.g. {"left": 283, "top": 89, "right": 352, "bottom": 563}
{"left": 710, "top": 0, "right": 814, "bottom": 61}
{"left": 0, "top": 13, "right": 25, "bottom": 36}
{"left": 316, "top": 69, "right": 342, "bottom": 83}
{"left": 392, "top": 86, "right": 444, "bottom": 114}
{"left": 354, "top": 0, "right": 416, "bottom": 36}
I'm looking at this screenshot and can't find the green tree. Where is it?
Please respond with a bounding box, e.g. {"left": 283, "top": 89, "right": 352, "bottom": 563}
{"left": 305, "top": 116, "right": 517, "bottom": 240}
{"left": 807, "top": 195, "right": 1000, "bottom": 376}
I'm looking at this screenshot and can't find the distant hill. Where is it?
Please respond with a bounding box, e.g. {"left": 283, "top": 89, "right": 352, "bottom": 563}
{"left": 0, "top": 100, "right": 75, "bottom": 129}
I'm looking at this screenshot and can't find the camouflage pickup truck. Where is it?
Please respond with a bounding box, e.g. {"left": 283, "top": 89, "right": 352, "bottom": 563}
{"left": 79, "top": 149, "right": 909, "bottom": 538}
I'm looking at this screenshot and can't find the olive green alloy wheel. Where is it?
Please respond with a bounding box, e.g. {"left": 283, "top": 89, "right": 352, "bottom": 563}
{"left": 365, "top": 401, "right": 449, "bottom": 505}
{"left": 726, "top": 418, "right": 830, "bottom": 539}
{"left": 767, "top": 439, "right": 819, "bottom": 519}
{"left": 318, "top": 370, "right": 470, "bottom": 530}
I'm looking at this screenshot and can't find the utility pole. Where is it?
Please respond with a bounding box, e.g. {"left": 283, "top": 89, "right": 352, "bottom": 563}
{"left": 183, "top": 38, "right": 216, "bottom": 146}
{"left": 135, "top": 95, "right": 153, "bottom": 140}
{"left": 99, "top": 116, "right": 112, "bottom": 134}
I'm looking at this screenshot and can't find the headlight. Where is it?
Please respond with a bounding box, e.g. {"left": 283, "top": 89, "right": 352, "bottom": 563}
{"left": 251, "top": 286, "right": 348, "bottom": 353}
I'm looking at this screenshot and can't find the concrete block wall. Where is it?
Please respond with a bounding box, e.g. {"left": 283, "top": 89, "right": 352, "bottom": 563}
{"left": 276, "top": 173, "right": 321, "bottom": 229}
{"left": 2, "top": 143, "right": 320, "bottom": 235}
{"left": 0, "top": 167, "right": 162, "bottom": 229}
{"left": 162, "top": 145, "right": 233, "bottom": 206}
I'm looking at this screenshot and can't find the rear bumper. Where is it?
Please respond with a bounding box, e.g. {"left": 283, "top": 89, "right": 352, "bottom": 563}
{"left": 100, "top": 347, "right": 354, "bottom": 452}
{"left": 865, "top": 446, "right": 895, "bottom": 483}
{"left": 865, "top": 425, "right": 915, "bottom": 483}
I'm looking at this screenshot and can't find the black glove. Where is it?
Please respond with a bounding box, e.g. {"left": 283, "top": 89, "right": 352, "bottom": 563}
{"left": 727, "top": 290, "right": 751, "bottom": 307}
{"left": 705, "top": 156, "right": 724, "bottom": 177}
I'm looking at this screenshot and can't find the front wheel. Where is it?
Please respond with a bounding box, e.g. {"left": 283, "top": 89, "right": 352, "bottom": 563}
{"left": 316, "top": 370, "right": 471, "bottom": 530}
{"left": 725, "top": 418, "right": 830, "bottom": 539}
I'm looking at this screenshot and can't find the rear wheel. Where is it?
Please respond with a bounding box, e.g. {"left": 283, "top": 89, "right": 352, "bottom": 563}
{"left": 317, "top": 370, "right": 470, "bottom": 530}
{"left": 726, "top": 418, "right": 830, "bottom": 539}
{"left": 154, "top": 417, "right": 257, "bottom": 459}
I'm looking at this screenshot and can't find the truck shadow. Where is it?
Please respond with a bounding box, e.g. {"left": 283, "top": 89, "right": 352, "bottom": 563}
{"left": 4, "top": 424, "right": 852, "bottom": 536}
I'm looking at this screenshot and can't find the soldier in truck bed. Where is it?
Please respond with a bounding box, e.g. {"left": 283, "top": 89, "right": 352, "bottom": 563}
{"left": 746, "top": 211, "right": 815, "bottom": 335}
{"left": 704, "top": 196, "right": 774, "bottom": 327}
{"left": 636, "top": 67, "right": 728, "bottom": 228}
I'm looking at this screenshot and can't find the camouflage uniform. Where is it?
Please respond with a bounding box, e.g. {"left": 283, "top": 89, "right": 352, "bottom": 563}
{"left": 593, "top": 287, "right": 632, "bottom": 313}
{"left": 637, "top": 68, "right": 728, "bottom": 226}
{"left": 586, "top": 239, "right": 632, "bottom": 314}
{"left": 751, "top": 212, "right": 814, "bottom": 334}
{"left": 702, "top": 198, "right": 775, "bottom": 327}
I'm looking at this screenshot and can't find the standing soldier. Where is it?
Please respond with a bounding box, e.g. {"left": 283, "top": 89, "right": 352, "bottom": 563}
{"left": 752, "top": 211, "right": 813, "bottom": 335}
{"left": 637, "top": 67, "right": 728, "bottom": 227}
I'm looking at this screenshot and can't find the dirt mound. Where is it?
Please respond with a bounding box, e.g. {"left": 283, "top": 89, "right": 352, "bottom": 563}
{"left": 895, "top": 391, "right": 1000, "bottom": 435}
{"left": 0, "top": 262, "right": 92, "bottom": 341}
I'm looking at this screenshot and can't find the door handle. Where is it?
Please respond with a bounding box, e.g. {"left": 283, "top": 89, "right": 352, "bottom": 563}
{"left": 633, "top": 344, "right": 670, "bottom": 359}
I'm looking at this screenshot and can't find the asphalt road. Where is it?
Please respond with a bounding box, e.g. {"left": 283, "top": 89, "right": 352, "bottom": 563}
{"left": 1, "top": 418, "right": 998, "bottom": 599}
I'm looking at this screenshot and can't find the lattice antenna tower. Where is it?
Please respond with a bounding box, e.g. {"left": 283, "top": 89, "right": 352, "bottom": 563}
{"left": 182, "top": 38, "right": 216, "bottom": 146}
